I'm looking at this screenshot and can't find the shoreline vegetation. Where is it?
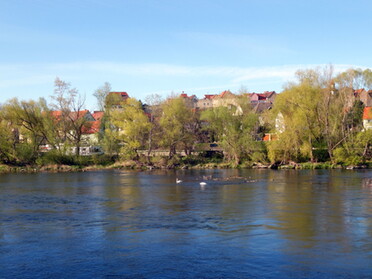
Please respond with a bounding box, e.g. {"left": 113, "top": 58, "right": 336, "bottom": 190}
{"left": 0, "top": 66, "right": 371, "bottom": 172}
{"left": 0, "top": 155, "right": 370, "bottom": 174}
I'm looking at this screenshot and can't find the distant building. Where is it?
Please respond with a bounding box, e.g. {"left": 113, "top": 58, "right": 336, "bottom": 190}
{"left": 248, "top": 91, "right": 277, "bottom": 104}
{"left": 355, "top": 89, "right": 372, "bottom": 107}
{"left": 363, "top": 106, "right": 372, "bottom": 130}
{"left": 179, "top": 92, "right": 198, "bottom": 108}
{"left": 106, "top": 92, "right": 129, "bottom": 108}
{"left": 197, "top": 94, "right": 215, "bottom": 110}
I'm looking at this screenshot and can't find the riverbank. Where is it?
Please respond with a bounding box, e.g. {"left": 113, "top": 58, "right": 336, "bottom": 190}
{"left": 0, "top": 160, "right": 371, "bottom": 174}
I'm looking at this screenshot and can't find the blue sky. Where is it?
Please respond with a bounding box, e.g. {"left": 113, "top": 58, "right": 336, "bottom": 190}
{"left": 1, "top": 0, "right": 371, "bottom": 110}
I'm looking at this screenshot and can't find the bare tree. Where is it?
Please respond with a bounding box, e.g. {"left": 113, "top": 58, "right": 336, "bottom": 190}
{"left": 144, "top": 94, "right": 163, "bottom": 161}
{"left": 93, "top": 82, "right": 111, "bottom": 111}
{"left": 51, "top": 77, "right": 88, "bottom": 156}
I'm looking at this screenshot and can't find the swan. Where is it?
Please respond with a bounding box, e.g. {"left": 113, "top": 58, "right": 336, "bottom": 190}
{"left": 200, "top": 182, "right": 207, "bottom": 186}
{"left": 176, "top": 178, "right": 182, "bottom": 183}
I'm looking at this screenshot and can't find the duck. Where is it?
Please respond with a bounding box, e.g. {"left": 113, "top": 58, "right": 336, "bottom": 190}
{"left": 176, "top": 178, "right": 182, "bottom": 184}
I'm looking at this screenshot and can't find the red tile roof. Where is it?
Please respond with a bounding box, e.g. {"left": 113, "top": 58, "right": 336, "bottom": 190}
{"left": 363, "top": 107, "right": 372, "bottom": 120}
{"left": 354, "top": 89, "right": 365, "bottom": 97}
{"left": 92, "top": 111, "right": 104, "bottom": 121}
{"left": 180, "top": 93, "right": 197, "bottom": 99}
{"left": 204, "top": 94, "right": 216, "bottom": 100}
{"left": 82, "top": 121, "right": 101, "bottom": 134}
{"left": 109, "top": 92, "right": 129, "bottom": 98}
{"left": 50, "top": 110, "right": 90, "bottom": 121}
{"left": 219, "top": 90, "right": 233, "bottom": 97}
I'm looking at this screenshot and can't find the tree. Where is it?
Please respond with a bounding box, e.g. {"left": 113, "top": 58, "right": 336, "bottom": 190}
{"left": 144, "top": 93, "right": 163, "bottom": 161}
{"left": 268, "top": 79, "right": 322, "bottom": 162}
{"left": 159, "top": 97, "right": 194, "bottom": 158}
{"left": 51, "top": 77, "right": 88, "bottom": 156}
{"left": 0, "top": 114, "right": 18, "bottom": 164}
{"left": 201, "top": 98, "right": 259, "bottom": 165}
{"left": 93, "top": 82, "right": 111, "bottom": 111}
{"left": 268, "top": 66, "right": 370, "bottom": 163}
{"left": 110, "top": 98, "right": 152, "bottom": 160}
{"left": 0, "top": 98, "right": 60, "bottom": 164}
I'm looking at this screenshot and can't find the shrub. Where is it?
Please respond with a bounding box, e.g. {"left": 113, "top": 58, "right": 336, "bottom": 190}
{"left": 36, "top": 150, "right": 76, "bottom": 166}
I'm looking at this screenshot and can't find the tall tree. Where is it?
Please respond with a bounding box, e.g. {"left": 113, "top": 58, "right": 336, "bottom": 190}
{"left": 93, "top": 82, "right": 111, "bottom": 111}
{"left": 159, "top": 97, "right": 194, "bottom": 158}
{"left": 51, "top": 77, "right": 88, "bottom": 156}
{"left": 110, "top": 98, "right": 152, "bottom": 160}
{"left": 144, "top": 94, "right": 163, "bottom": 161}
{"left": 201, "top": 98, "right": 259, "bottom": 165}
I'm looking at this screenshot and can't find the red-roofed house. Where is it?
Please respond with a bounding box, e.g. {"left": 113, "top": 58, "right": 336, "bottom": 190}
{"left": 50, "top": 110, "right": 95, "bottom": 122}
{"left": 92, "top": 111, "right": 104, "bottom": 121}
{"left": 363, "top": 107, "right": 372, "bottom": 130}
{"left": 48, "top": 109, "right": 102, "bottom": 155}
{"left": 262, "top": 133, "right": 278, "bottom": 141}
{"left": 197, "top": 94, "right": 216, "bottom": 109}
{"left": 249, "top": 91, "right": 276, "bottom": 104}
{"left": 179, "top": 91, "right": 198, "bottom": 108}
{"left": 106, "top": 92, "right": 130, "bottom": 108}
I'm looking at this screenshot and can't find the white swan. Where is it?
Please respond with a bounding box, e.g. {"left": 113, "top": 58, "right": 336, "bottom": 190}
{"left": 176, "top": 178, "right": 182, "bottom": 183}
{"left": 200, "top": 182, "right": 207, "bottom": 186}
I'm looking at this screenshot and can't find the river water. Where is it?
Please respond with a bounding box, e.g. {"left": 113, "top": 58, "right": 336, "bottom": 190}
{"left": 0, "top": 169, "right": 371, "bottom": 278}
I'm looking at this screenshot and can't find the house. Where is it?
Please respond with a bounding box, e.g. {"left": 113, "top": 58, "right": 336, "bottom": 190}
{"left": 363, "top": 107, "right": 372, "bottom": 130}
{"left": 211, "top": 90, "right": 235, "bottom": 107}
{"left": 106, "top": 91, "right": 130, "bottom": 108}
{"left": 355, "top": 89, "right": 372, "bottom": 107}
{"left": 197, "top": 94, "right": 215, "bottom": 110}
{"left": 248, "top": 91, "right": 277, "bottom": 104}
{"left": 47, "top": 109, "right": 103, "bottom": 154}
{"left": 50, "top": 109, "right": 95, "bottom": 122}
{"left": 262, "top": 133, "right": 278, "bottom": 141}
{"left": 82, "top": 111, "right": 104, "bottom": 144}
{"left": 179, "top": 92, "right": 198, "bottom": 108}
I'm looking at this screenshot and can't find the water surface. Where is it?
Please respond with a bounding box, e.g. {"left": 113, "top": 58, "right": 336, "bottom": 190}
{"left": 0, "top": 169, "right": 371, "bottom": 278}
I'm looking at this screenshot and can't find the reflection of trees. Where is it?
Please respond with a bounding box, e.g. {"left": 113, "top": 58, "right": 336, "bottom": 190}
{"left": 102, "top": 171, "right": 144, "bottom": 233}
{"left": 266, "top": 170, "right": 355, "bottom": 252}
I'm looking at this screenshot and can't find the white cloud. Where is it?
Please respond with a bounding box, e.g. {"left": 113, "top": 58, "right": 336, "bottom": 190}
{"left": 0, "top": 62, "right": 367, "bottom": 100}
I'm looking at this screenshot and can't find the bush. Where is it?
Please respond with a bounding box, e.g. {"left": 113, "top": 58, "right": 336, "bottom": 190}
{"left": 92, "top": 154, "right": 117, "bottom": 166}
{"left": 333, "top": 147, "right": 363, "bottom": 166}
{"left": 36, "top": 150, "right": 76, "bottom": 166}
{"left": 198, "top": 151, "right": 224, "bottom": 163}
{"left": 15, "top": 144, "right": 37, "bottom": 165}
{"left": 250, "top": 151, "right": 268, "bottom": 163}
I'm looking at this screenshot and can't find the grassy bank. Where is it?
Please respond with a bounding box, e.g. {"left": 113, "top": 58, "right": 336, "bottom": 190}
{"left": 1, "top": 155, "right": 371, "bottom": 174}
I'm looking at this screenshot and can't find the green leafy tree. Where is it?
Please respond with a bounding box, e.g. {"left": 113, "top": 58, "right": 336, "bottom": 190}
{"left": 268, "top": 79, "right": 322, "bottom": 162}
{"left": 159, "top": 97, "right": 194, "bottom": 158}
{"left": 201, "top": 100, "right": 259, "bottom": 165}
{"left": 0, "top": 98, "right": 58, "bottom": 164}
{"left": 110, "top": 98, "right": 152, "bottom": 160}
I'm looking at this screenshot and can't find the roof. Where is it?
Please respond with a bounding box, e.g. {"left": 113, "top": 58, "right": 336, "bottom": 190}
{"left": 251, "top": 102, "right": 272, "bottom": 113}
{"left": 50, "top": 110, "right": 91, "bottom": 121}
{"left": 180, "top": 93, "right": 197, "bottom": 100}
{"left": 261, "top": 91, "right": 276, "bottom": 98}
{"left": 219, "top": 90, "right": 233, "bottom": 98}
{"left": 354, "top": 89, "right": 365, "bottom": 97}
{"left": 92, "top": 111, "right": 104, "bottom": 121}
{"left": 109, "top": 92, "right": 129, "bottom": 98}
{"left": 204, "top": 94, "right": 216, "bottom": 100}
{"left": 82, "top": 121, "right": 101, "bottom": 134}
{"left": 363, "top": 107, "right": 372, "bottom": 120}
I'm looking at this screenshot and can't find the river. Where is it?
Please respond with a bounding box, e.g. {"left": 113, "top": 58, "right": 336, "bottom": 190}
{"left": 0, "top": 169, "right": 371, "bottom": 278}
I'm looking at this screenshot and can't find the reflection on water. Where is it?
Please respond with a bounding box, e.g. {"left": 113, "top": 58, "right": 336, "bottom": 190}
{"left": 0, "top": 169, "right": 371, "bottom": 278}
